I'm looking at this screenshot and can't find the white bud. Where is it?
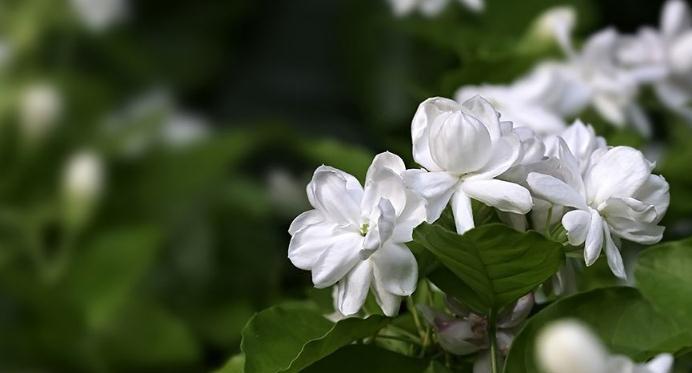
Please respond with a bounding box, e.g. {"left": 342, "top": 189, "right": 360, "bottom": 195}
{"left": 70, "top": 0, "right": 127, "bottom": 32}
{"left": 63, "top": 151, "right": 104, "bottom": 228}
{"left": 20, "top": 83, "right": 62, "bottom": 142}
{"left": 536, "top": 320, "right": 608, "bottom": 373}
{"left": 531, "top": 6, "right": 577, "bottom": 54}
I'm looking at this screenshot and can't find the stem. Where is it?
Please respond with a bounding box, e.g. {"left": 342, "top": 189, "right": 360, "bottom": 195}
{"left": 544, "top": 206, "right": 553, "bottom": 237}
{"left": 408, "top": 296, "right": 425, "bottom": 339}
{"left": 488, "top": 310, "right": 499, "bottom": 373}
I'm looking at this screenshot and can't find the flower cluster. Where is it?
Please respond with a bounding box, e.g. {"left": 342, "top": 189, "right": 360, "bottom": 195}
{"left": 456, "top": 0, "right": 692, "bottom": 137}
{"left": 288, "top": 93, "right": 669, "bottom": 316}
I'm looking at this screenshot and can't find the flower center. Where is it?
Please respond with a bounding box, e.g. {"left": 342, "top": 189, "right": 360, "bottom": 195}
{"left": 359, "top": 223, "right": 369, "bottom": 237}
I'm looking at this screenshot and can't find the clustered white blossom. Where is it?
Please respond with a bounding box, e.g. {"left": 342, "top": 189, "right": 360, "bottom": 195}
{"left": 536, "top": 320, "right": 673, "bottom": 373}
{"left": 455, "top": 0, "right": 692, "bottom": 137}
{"left": 288, "top": 93, "right": 669, "bottom": 315}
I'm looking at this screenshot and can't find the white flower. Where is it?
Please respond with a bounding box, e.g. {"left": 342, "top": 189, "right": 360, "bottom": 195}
{"left": 527, "top": 127, "right": 669, "bottom": 278}
{"left": 70, "top": 0, "right": 127, "bottom": 32}
{"left": 20, "top": 83, "right": 62, "bottom": 142}
{"left": 63, "top": 150, "right": 105, "bottom": 228}
{"left": 404, "top": 96, "right": 533, "bottom": 234}
{"left": 288, "top": 152, "right": 426, "bottom": 316}
{"left": 537, "top": 320, "right": 674, "bottom": 373}
{"left": 617, "top": 0, "right": 692, "bottom": 121}
{"left": 386, "top": 0, "right": 483, "bottom": 17}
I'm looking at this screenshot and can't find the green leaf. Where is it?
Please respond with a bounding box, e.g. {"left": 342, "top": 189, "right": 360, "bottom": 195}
{"left": 216, "top": 354, "right": 245, "bottom": 373}
{"left": 301, "top": 345, "right": 429, "bottom": 373}
{"left": 414, "top": 223, "right": 563, "bottom": 313}
{"left": 636, "top": 238, "right": 692, "bottom": 333}
{"left": 504, "top": 287, "right": 688, "bottom": 373}
{"left": 241, "top": 304, "right": 388, "bottom": 373}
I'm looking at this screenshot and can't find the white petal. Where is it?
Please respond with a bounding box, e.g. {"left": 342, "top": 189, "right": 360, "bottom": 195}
{"left": 289, "top": 222, "right": 341, "bottom": 269}
{"left": 311, "top": 234, "right": 364, "bottom": 288}
{"left": 308, "top": 166, "right": 363, "bottom": 225}
{"left": 371, "top": 242, "right": 418, "bottom": 296}
{"left": 646, "top": 354, "right": 674, "bottom": 373}
{"left": 606, "top": 216, "right": 665, "bottom": 245}
{"left": 371, "top": 276, "right": 402, "bottom": 317}
{"left": 527, "top": 173, "right": 587, "bottom": 210}
{"left": 288, "top": 209, "right": 324, "bottom": 235}
{"left": 361, "top": 167, "right": 407, "bottom": 218}
{"left": 562, "top": 209, "right": 591, "bottom": 246}
{"left": 428, "top": 110, "right": 493, "bottom": 174}
{"left": 634, "top": 174, "right": 670, "bottom": 222}
{"left": 584, "top": 147, "right": 651, "bottom": 205}
{"left": 462, "top": 179, "right": 533, "bottom": 214}
{"left": 403, "top": 169, "right": 458, "bottom": 222}
{"left": 603, "top": 222, "right": 626, "bottom": 279}
{"left": 365, "top": 151, "right": 406, "bottom": 184}
{"left": 335, "top": 260, "right": 372, "bottom": 316}
{"left": 451, "top": 188, "right": 475, "bottom": 234}
{"left": 377, "top": 198, "right": 397, "bottom": 244}
{"left": 466, "top": 132, "right": 521, "bottom": 180}
{"left": 601, "top": 197, "right": 658, "bottom": 224}
{"left": 411, "top": 97, "right": 460, "bottom": 172}
{"left": 460, "top": 95, "right": 502, "bottom": 141}
{"left": 391, "top": 189, "right": 427, "bottom": 243}
{"left": 584, "top": 209, "right": 604, "bottom": 266}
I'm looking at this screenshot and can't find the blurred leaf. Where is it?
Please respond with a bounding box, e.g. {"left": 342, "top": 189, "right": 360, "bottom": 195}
{"left": 636, "top": 238, "right": 692, "bottom": 333}
{"left": 300, "top": 138, "right": 374, "bottom": 180}
{"left": 216, "top": 354, "right": 245, "bottom": 373}
{"left": 99, "top": 300, "right": 201, "bottom": 368}
{"left": 504, "top": 287, "right": 689, "bottom": 373}
{"left": 241, "top": 304, "right": 388, "bottom": 373}
{"left": 64, "top": 225, "right": 162, "bottom": 328}
{"left": 413, "top": 223, "right": 563, "bottom": 313}
{"left": 302, "top": 344, "right": 429, "bottom": 373}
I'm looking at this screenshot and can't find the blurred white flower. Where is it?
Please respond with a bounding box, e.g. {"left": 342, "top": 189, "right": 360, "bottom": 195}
{"left": 161, "top": 112, "right": 209, "bottom": 147}
{"left": 528, "top": 126, "right": 669, "bottom": 278}
{"left": 70, "top": 0, "right": 127, "bottom": 32}
{"left": 19, "top": 82, "right": 63, "bottom": 143}
{"left": 404, "top": 96, "right": 532, "bottom": 234}
{"left": 387, "top": 0, "right": 483, "bottom": 17}
{"left": 617, "top": 0, "right": 692, "bottom": 121}
{"left": 63, "top": 150, "right": 105, "bottom": 229}
{"left": 267, "top": 168, "right": 309, "bottom": 215}
{"left": 288, "top": 152, "right": 426, "bottom": 316}
{"left": 537, "top": 320, "right": 674, "bottom": 373}
{"left": 569, "top": 29, "right": 651, "bottom": 136}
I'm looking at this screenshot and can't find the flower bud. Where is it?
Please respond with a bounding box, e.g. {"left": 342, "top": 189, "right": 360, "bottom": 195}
{"left": 19, "top": 83, "right": 62, "bottom": 143}
{"left": 527, "top": 6, "right": 577, "bottom": 54}
{"left": 536, "top": 320, "right": 608, "bottom": 373}
{"left": 62, "top": 151, "right": 104, "bottom": 229}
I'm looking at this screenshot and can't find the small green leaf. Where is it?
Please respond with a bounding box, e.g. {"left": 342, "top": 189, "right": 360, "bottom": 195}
{"left": 241, "top": 304, "right": 388, "bottom": 373}
{"left": 216, "top": 354, "right": 245, "bottom": 373}
{"left": 302, "top": 345, "right": 430, "bottom": 373}
{"left": 414, "top": 223, "right": 563, "bottom": 312}
{"left": 636, "top": 238, "right": 692, "bottom": 333}
{"left": 504, "top": 287, "right": 688, "bottom": 373}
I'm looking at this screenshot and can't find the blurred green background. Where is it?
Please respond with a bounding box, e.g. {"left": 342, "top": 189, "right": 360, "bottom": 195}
{"left": 0, "top": 0, "right": 690, "bottom": 371}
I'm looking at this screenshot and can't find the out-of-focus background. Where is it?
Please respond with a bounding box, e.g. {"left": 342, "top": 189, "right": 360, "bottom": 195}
{"left": 1, "top": 0, "right": 691, "bottom": 371}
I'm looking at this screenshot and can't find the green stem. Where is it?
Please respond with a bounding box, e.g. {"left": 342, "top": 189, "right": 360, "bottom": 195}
{"left": 488, "top": 310, "right": 499, "bottom": 373}
{"left": 544, "top": 206, "right": 554, "bottom": 237}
